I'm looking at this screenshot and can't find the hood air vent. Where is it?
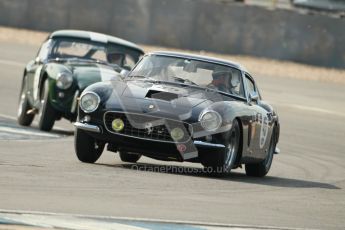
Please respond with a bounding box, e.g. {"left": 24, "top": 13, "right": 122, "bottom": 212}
{"left": 145, "top": 90, "right": 179, "bottom": 101}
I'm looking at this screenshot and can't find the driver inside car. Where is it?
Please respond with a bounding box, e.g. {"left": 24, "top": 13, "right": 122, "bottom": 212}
{"left": 208, "top": 70, "right": 231, "bottom": 93}
{"left": 208, "top": 69, "right": 241, "bottom": 95}
{"left": 107, "top": 52, "right": 125, "bottom": 66}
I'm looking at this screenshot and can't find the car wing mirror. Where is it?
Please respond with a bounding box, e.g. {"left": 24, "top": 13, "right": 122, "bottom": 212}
{"left": 249, "top": 92, "right": 259, "bottom": 102}
{"left": 35, "top": 57, "right": 42, "bottom": 64}
{"left": 120, "top": 69, "right": 130, "bottom": 78}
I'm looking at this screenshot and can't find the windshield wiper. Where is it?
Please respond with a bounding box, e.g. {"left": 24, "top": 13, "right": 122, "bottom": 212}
{"left": 53, "top": 57, "right": 106, "bottom": 65}
{"left": 128, "top": 76, "right": 197, "bottom": 85}
{"left": 74, "top": 58, "right": 104, "bottom": 64}
{"left": 127, "top": 75, "right": 204, "bottom": 90}
{"left": 146, "top": 80, "right": 207, "bottom": 91}
{"left": 172, "top": 76, "right": 198, "bottom": 86}
{"left": 49, "top": 57, "right": 68, "bottom": 62}
{"left": 127, "top": 75, "right": 158, "bottom": 82}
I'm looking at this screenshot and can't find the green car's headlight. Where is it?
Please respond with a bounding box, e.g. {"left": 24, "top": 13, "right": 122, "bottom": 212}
{"left": 80, "top": 92, "right": 100, "bottom": 113}
{"left": 199, "top": 110, "right": 222, "bottom": 131}
{"left": 56, "top": 72, "right": 73, "bottom": 89}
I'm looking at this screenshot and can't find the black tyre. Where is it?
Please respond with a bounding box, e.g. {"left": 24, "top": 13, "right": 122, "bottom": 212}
{"left": 38, "top": 80, "right": 56, "bottom": 131}
{"left": 119, "top": 151, "right": 141, "bottom": 163}
{"left": 200, "top": 119, "right": 241, "bottom": 175}
{"left": 75, "top": 128, "right": 105, "bottom": 163}
{"left": 17, "top": 77, "right": 34, "bottom": 126}
{"left": 245, "top": 127, "right": 276, "bottom": 177}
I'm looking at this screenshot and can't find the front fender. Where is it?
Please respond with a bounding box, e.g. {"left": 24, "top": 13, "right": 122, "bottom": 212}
{"left": 205, "top": 101, "right": 248, "bottom": 125}
{"left": 38, "top": 63, "right": 72, "bottom": 100}
{"left": 192, "top": 101, "right": 246, "bottom": 139}
{"left": 81, "top": 81, "right": 118, "bottom": 108}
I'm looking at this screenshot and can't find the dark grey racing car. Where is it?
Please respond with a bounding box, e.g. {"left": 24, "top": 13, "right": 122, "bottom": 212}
{"left": 74, "top": 51, "right": 280, "bottom": 176}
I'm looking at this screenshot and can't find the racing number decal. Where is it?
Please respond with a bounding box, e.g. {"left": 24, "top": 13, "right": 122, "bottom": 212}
{"left": 258, "top": 112, "right": 269, "bottom": 149}
{"left": 253, "top": 112, "right": 269, "bottom": 149}
{"left": 33, "top": 66, "right": 43, "bottom": 101}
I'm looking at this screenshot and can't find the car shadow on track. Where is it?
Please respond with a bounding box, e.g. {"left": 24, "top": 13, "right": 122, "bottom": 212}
{"left": 98, "top": 162, "right": 340, "bottom": 190}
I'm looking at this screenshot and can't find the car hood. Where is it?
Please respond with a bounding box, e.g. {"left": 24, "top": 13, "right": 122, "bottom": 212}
{"left": 103, "top": 80, "right": 227, "bottom": 121}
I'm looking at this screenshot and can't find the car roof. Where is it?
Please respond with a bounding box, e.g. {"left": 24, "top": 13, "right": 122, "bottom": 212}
{"left": 49, "top": 30, "right": 144, "bottom": 53}
{"left": 148, "top": 51, "right": 247, "bottom": 72}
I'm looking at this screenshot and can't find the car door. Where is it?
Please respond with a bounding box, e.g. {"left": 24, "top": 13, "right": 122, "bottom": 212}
{"left": 243, "top": 74, "right": 270, "bottom": 159}
{"left": 26, "top": 40, "right": 51, "bottom": 106}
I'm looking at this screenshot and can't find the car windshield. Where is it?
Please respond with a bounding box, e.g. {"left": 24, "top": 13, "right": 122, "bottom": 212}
{"left": 48, "top": 38, "right": 141, "bottom": 68}
{"left": 128, "top": 55, "right": 245, "bottom": 97}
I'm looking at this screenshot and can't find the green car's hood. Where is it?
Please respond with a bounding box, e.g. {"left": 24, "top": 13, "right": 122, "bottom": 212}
{"left": 70, "top": 63, "right": 121, "bottom": 90}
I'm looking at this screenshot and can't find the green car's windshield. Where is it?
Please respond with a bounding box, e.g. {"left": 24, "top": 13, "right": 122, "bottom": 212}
{"left": 128, "top": 55, "right": 245, "bottom": 98}
{"left": 48, "top": 38, "right": 141, "bottom": 68}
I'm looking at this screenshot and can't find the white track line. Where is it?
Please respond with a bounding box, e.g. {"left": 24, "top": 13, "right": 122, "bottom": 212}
{"left": 0, "top": 113, "right": 17, "bottom": 121}
{"left": 0, "top": 113, "right": 68, "bottom": 132}
{"left": 275, "top": 103, "right": 345, "bottom": 117}
{"left": 0, "top": 126, "right": 61, "bottom": 138}
{"left": 1, "top": 213, "right": 147, "bottom": 230}
{"left": 0, "top": 209, "right": 314, "bottom": 230}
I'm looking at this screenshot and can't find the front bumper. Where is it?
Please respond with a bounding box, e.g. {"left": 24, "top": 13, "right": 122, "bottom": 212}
{"left": 74, "top": 122, "right": 101, "bottom": 133}
{"left": 74, "top": 122, "right": 226, "bottom": 161}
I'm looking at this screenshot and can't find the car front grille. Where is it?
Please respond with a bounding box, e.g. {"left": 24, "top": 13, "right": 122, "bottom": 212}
{"left": 103, "top": 111, "right": 192, "bottom": 143}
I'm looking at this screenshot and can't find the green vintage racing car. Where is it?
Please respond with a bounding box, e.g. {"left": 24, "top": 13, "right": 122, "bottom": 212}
{"left": 17, "top": 30, "right": 144, "bottom": 131}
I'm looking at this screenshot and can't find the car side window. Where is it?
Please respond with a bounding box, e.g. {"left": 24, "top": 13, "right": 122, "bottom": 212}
{"left": 124, "top": 55, "right": 136, "bottom": 68}
{"left": 245, "top": 74, "right": 256, "bottom": 96}
{"left": 229, "top": 69, "right": 245, "bottom": 97}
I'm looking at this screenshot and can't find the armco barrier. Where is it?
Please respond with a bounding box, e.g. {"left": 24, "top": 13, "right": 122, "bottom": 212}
{"left": 0, "top": 0, "right": 344, "bottom": 68}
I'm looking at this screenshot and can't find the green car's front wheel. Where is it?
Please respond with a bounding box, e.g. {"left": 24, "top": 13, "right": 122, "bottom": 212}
{"left": 75, "top": 128, "right": 105, "bottom": 163}
{"left": 17, "top": 76, "right": 35, "bottom": 126}
{"left": 38, "top": 80, "right": 56, "bottom": 131}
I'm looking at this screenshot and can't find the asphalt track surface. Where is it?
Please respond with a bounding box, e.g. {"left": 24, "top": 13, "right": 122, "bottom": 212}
{"left": 0, "top": 42, "right": 344, "bottom": 229}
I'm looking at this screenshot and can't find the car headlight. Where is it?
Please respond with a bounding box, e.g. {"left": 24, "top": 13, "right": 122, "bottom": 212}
{"left": 80, "top": 92, "right": 100, "bottom": 113}
{"left": 56, "top": 72, "right": 73, "bottom": 89}
{"left": 199, "top": 110, "right": 222, "bottom": 131}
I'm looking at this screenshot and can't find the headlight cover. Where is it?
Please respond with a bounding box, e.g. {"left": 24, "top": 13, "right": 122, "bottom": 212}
{"left": 199, "top": 110, "right": 222, "bottom": 131}
{"left": 80, "top": 92, "right": 100, "bottom": 113}
{"left": 56, "top": 72, "right": 73, "bottom": 89}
